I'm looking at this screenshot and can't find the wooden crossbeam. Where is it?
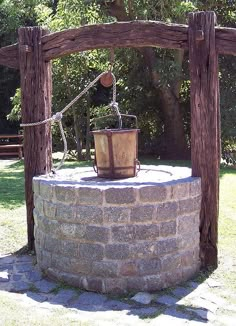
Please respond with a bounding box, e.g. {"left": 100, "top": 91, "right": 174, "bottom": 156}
{"left": 0, "top": 44, "right": 18, "bottom": 69}
{"left": 1, "top": 21, "right": 236, "bottom": 70}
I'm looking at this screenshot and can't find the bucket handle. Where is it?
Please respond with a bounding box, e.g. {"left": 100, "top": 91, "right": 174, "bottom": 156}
{"left": 92, "top": 113, "right": 138, "bottom": 130}
{"left": 93, "top": 156, "right": 98, "bottom": 173}
{"left": 135, "top": 159, "right": 141, "bottom": 174}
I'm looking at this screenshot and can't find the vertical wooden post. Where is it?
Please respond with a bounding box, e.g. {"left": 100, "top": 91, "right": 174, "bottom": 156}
{"left": 18, "top": 27, "right": 52, "bottom": 250}
{"left": 189, "top": 12, "right": 220, "bottom": 268}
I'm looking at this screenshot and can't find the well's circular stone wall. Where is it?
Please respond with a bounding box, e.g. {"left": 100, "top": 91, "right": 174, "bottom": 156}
{"left": 33, "top": 165, "right": 201, "bottom": 294}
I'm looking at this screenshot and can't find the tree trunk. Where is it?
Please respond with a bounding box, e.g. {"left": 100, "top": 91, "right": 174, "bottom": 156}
{"left": 158, "top": 87, "right": 189, "bottom": 159}
{"left": 141, "top": 47, "right": 189, "bottom": 159}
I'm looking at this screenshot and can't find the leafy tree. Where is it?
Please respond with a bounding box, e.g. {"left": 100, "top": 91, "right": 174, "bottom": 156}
{"left": 0, "top": 0, "right": 53, "bottom": 133}
{"left": 5, "top": 0, "right": 236, "bottom": 160}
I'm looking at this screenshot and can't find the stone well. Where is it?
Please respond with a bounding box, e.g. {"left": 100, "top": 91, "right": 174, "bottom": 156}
{"left": 33, "top": 165, "right": 201, "bottom": 294}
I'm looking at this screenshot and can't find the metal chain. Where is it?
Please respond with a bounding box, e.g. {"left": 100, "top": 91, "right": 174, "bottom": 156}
{"left": 20, "top": 70, "right": 120, "bottom": 173}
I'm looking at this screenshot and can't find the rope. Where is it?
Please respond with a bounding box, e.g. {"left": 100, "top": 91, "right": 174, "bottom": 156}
{"left": 20, "top": 70, "right": 121, "bottom": 173}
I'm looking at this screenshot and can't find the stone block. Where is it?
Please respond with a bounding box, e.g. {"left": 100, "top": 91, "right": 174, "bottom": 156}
{"left": 73, "top": 292, "right": 107, "bottom": 306}
{"left": 103, "top": 207, "right": 130, "bottom": 224}
{"left": 137, "top": 258, "right": 161, "bottom": 276}
{"left": 139, "top": 185, "right": 169, "bottom": 203}
{"left": 131, "top": 292, "right": 153, "bottom": 305}
{"left": 160, "top": 220, "right": 176, "bottom": 237}
{"left": 47, "top": 219, "right": 62, "bottom": 237}
{"left": 51, "top": 254, "right": 91, "bottom": 274}
{"left": 37, "top": 216, "right": 61, "bottom": 237}
{"left": 178, "top": 232, "right": 199, "bottom": 250}
{"left": 77, "top": 187, "right": 103, "bottom": 205}
{"left": 155, "top": 201, "right": 178, "bottom": 221}
{"left": 43, "top": 201, "right": 56, "bottom": 219}
{"left": 58, "top": 240, "right": 80, "bottom": 258}
{"left": 34, "top": 279, "right": 57, "bottom": 294}
{"left": 180, "top": 249, "right": 200, "bottom": 267}
{"left": 190, "top": 178, "right": 201, "bottom": 196}
{"left": 85, "top": 277, "right": 104, "bottom": 293}
{"left": 178, "top": 196, "right": 201, "bottom": 215}
{"left": 40, "top": 182, "right": 54, "bottom": 201}
{"left": 111, "top": 224, "right": 159, "bottom": 242}
{"left": 79, "top": 243, "right": 104, "bottom": 261}
{"left": 34, "top": 195, "right": 44, "bottom": 215}
{"left": 130, "top": 205, "right": 154, "bottom": 223}
{"left": 119, "top": 261, "right": 137, "bottom": 276}
{"left": 162, "top": 269, "right": 183, "bottom": 287}
{"left": 34, "top": 213, "right": 46, "bottom": 232}
{"left": 33, "top": 209, "right": 40, "bottom": 228}
{"left": 156, "top": 238, "right": 178, "bottom": 256}
{"left": 145, "top": 275, "right": 162, "bottom": 292}
{"left": 39, "top": 250, "right": 52, "bottom": 270}
{"left": 171, "top": 182, "right": 190, "bottom": 200}
{"left": 161, "top": 254, "right": 181, "bottom": 272}
{"left": 134, "top": 224, "right": 159, "bottom": 241}
{"left": 60, "top": 223, "right": 86, "bottom": 240}
{"left": 105, "top": 244, "right": 130, "bottom": 260}
{"left": 76, "top": 206, "right": 103, "bottom": 224}
{"left": 126, "top": 276, "right": 147, "bottom": 292}
{"left": 92, "top": 261, "right": 118, "bottom": 277}
{"left": 69, "top": 258, "right": 92, "bottom": 274}
{"left": 129, "top": 242, "right": 155, "bottom": 259}
{"left": 178, "top": 213, "right": 198, "bottom": 234}
{"left": 55, "top": 185, "right": 76, "bottom": 205}
{"left": 182, "top": 264, "right": 199, "bottom": 281}
{"left": 44, "top": 235, "right": 60, "bottom": 253}
{"left": 34, "top": 227, "right": 45, "bottom": 248}
{"left": 33, "top": 180, "right": 40, "bottom": 195}
{"left": 104, "top": 278, "right": 127, "bottom": 294}
{"left": 56, "top": 204, "right": 75, "bottom": 222}
{"left": 105, "top": 187, "right": 136, "bottom": 204}
{"left": 156, "top": 294, "right": 178, "bottom": 306}
{"left": 85, "top": 225, "right": 110, "bottom": 243}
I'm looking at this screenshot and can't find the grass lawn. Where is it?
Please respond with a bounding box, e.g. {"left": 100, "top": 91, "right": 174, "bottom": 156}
{"left": 0, "top": 157, "right": 236, "bottom": 297}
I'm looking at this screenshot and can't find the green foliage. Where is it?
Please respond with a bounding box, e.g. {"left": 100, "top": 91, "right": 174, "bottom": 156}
{"left": 2, "top": 0, "right": 236, "bottom": 156}
{"left": 7, "top": 88, "right": 21, "bottom": 122}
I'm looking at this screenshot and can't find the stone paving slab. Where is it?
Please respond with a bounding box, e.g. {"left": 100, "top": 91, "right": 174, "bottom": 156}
{"left": 1, "top": 254, "right": 236, "bottom": 325}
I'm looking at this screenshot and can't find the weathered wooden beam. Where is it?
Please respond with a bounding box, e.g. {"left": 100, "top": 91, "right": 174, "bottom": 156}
{"left": 18, "top": 27, "right": 52, "bottom": 250}
{"left": 0, "top": 44, "right": 19, "bottom": 69}
{"left": 189, "top": 11, "right": 220, "bottom": 269}
{"left": 215, "top": 26, "right": 236, "bottom": 56}
{"left": 41, "top": 21, "right": 189, "bottom": 61}
{"left": 1, "top": 21, "right": 236, "bottom": 71}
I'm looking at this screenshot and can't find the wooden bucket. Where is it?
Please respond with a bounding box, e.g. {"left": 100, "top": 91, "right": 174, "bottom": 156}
{"left": 92, "top": 129, "right": 140, "bottom": 178}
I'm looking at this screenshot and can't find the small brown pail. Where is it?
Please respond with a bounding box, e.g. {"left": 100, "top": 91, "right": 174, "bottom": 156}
{"left": 92, "top": 128, "right": 140, "bottom": 179}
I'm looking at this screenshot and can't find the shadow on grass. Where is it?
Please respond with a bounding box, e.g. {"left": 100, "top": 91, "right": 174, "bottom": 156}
{"left": 0, "top": 160, "right": 25, "bottom": 209}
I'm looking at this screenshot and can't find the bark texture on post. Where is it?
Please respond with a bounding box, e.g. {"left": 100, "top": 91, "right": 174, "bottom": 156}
{"left": 189, "top": 12, "right": 220, "bottom": 268}
{"left": 18, "top": 27, "right": 52, "bottom": 250}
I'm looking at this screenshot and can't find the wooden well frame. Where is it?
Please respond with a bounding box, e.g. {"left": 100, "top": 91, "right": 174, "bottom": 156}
{"left": 1, "top": 11, "right": 236, "bottom": 268}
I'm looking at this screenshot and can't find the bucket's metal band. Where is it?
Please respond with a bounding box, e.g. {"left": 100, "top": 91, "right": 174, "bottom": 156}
{"left": 93, "top": 159, "right": 141, "bottom": 177}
